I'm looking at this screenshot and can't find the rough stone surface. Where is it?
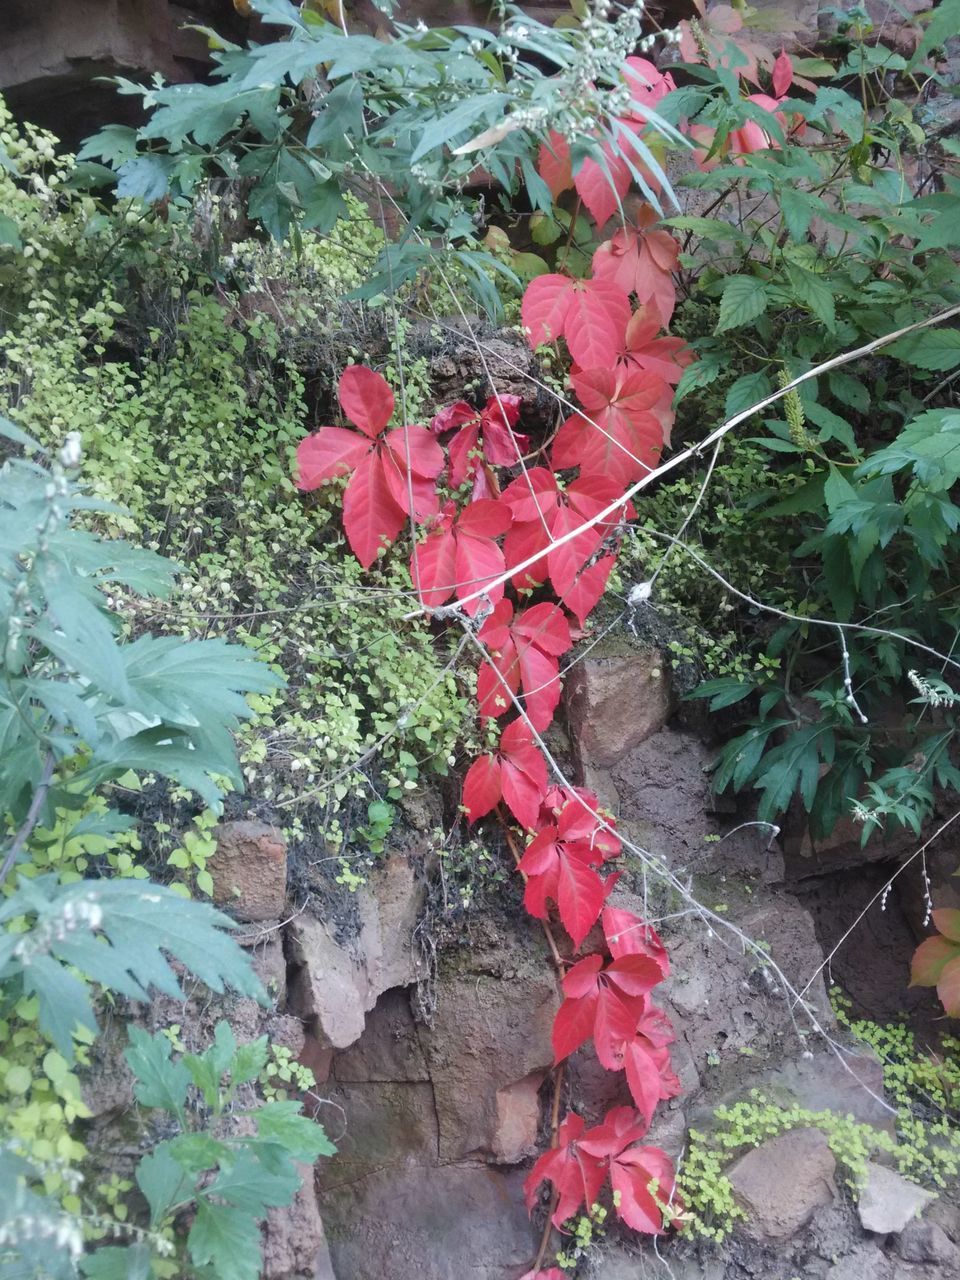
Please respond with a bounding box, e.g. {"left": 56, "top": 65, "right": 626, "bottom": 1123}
{"left": 897, "top": 1219, "right": 960, "bottom": 1269}
{"left": 263, "top": 1163, "right": 334, "bottom": 1280}
{"left": 565, "top": 648, "right": 671, "bottom": 772}
{"left": 287, "top": 853, "right": 425, "bottom": 1049}
{"left": 858, "top": 1162, "right": 937, "bottom": 1235}
{"left": 726, "top": 1128, "right": 838, "bottom": 1239}
{"left": 319, "top": 1164, "right": 537, "bottom": 1280}
{"left": 208, "top": 820, "right": 287, "bottom": 922}
{"left": 826, "top": 1243, "right": 894, "bottom": 1280}
{"left": 418, "top": 961, "right": 558, "bottom": 1162}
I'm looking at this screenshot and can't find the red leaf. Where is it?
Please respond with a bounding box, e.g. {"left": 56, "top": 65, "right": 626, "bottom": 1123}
{"left": 772, "top": 48, "right": 793, "bottom": 98}
{"left": 619, "top": 306, "right": 694, "bottom": 386}
{"left": 476, "top": 600, "right": 571, "bottom": 731}
{"left": 295, "top": 427, "right": 370, "bottom": 489}
{"left": 610, "top": 1144, "right": 677, "bottom": 1233}
{"left": 574, "top": 144, "right": 633, "bottom": 227}
{"left": 622, "top": 57, "right": 676, "bottom": 113}
{"left": 295, "top": 365, "right": 443, "bottom": 567}
{"left": 462, "top": 753, "right": 502, "bottom": 824}
{"left": 521, "top": 825, "right": 609, "bottom": 946}
{"left": 523, "top": 1112, "right": 607, "bottom": 1228}
{"left": 410, "top": 498, "right": 510, "bottom": 615}
{"left": 434, "top": 396, "right": 528, "bottom": 491}
{"left": 462, "top": 721, "right": 547, "bottom": 829}
{"left": 559, "top": 555, "right": 616, "bottom": 629}
{"left": 578, "top": 1105, "right": 678, "bottom": 1234}
{"left": 342, "top": 450, "right": 406, "bottom": 569}
{"left": 552, "top": 952, "right": 664, "bottom": 1066}
{"left": 911, "top": 934, "right": 960, "bottom": 987}
{"left": 592, "top": 216, "right": 679, "bottom": 325}
{"left": 521, "top": 275, "right": 631, "bottom": 368}
{"left": 617, "top": 1033, "right": 682, "bottom": 1128}
{"left": 338, "top": 365, "right": 395, "bottom": 436}
{"left": 537, "top": 131, "right": 574, "bottom": 199}
{"left": 552, "top": 367, "right": 666, "bottom": 484}
{"left": 933, "top": 908, "right": 960, "bottom": 943}
{"left": 939, "top": 955, "right": 960, "bottom": 1018}
{"left": 603, "top": 907, "right": 670, "bottom": 979}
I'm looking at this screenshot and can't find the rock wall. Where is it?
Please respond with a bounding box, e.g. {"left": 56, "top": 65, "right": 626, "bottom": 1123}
{"left": 78, "top": 634, "right": 960, "bottom": 1279}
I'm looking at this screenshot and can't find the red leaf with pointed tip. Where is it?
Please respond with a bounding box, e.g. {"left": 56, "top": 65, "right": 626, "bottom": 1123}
{"left": 610, "top": 1144, "right": 677, "bottom": 1234}
{"left": 911, "top": 934, "right": 960, "bottom": 987}
{"left": 574, "top": 144, "right": 633, "bottom": 227}
{"left": 616, "top": 1033, "right": 682, "bottom": 1128}
{"left": 537, "top": 131, "right": 574, "bottom": 199}
{"left": 577, "top": 1106, "right": 678, "bottom": 1233}
{"left": 296, "top": 428, "right": 371, "bottom": 489}
{"left": 552, "top": 952, "right": 665, "bottom": 1066}
{"left": 592, "top": 216, "right": 679, "bottom": 325}
{"left": 603, "top": 907, "right": 670, "bottom": 978}
{"left": 295, "top": 365, "right": 443, "bottom": 568}
{"left": 522, "top": 275, "right": 631, "bottom": 369}
{"left": 462, "top": 752, "right": 502, "bottom": 824}
{"left": 772, "top": 48, "right": 793, "bottom": 98}
{"left": 523, "top": 1112, "right": 607, "bottom": 1228}
{"left": 619, "top": 307, "right": 694, "bottom": 386}
{"left": 338, "top": 365, "right": 395, "bottom": 436}
{"left": 520, "top": 825, "right": 609, "bottom": 947}
{"left": 433, "top": 397, "right": 528, "bottom": 490}
{"left": 462, "top": 720, "right": 547, "bottom": 829}
{"left": 342, "top": 450, "right": 406, "bottom": 569}
{"left": 410, "top": 498, "right": 510, "bottom": 615}
{"left": 476, "top": 599, "right": 571, "bottom": 731}
{"left": 552, "top": 367, "right": 666, "bottom": 485}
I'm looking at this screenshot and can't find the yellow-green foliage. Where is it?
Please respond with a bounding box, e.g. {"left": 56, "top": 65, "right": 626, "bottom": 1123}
{"left": 679, "top": 992, "right": 960, "bottom": 1239}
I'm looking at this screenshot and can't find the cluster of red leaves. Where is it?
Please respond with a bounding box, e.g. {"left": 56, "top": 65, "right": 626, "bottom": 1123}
{"left": 292, "top": 40, "right": 813, "bottom": 1255}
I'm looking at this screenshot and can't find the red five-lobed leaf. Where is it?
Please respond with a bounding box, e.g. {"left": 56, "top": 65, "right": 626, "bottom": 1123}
{"left": 520, "top": 802, "right": 621, "bottom": 948}
{"left": 432, "top": 394, "right": 528, "bottom": 497}
{"left": 475, "top": 598, "right": 572, "bottom": 730}
{"left": 552, "top": 952, "right": 664, "bottom": 1067}
{"left": 462, "top": 718, "right": 548, "bottom": 830}
{"left": 579, "top": 1106, "right": 678, "bottom": 1234}
{"left": 591, "top": 210, "right": 680, "bottom": 326}
{"left": 551, "top": 367, "right": 667, "bottom": 486}
{"left": 409, "top": 497, "right": 512, "bottom": 616}
{"left": 501, "top": 468, "right": 635, "bottom": 626}
{"left": 618, "top": 305, "right": 694, "bottom": 388}
{"left": 522, "top": 274, "right": 631, "bottom": 369}
{"left": 296, "top": 366, "right": 443, "bottom": 568}
{"left": 523, "top": 1112, "right": 607, "bottom": 1228}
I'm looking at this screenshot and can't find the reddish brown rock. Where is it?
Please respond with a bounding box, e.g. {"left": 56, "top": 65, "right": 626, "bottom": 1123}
{"left": 727, "top": 1128, "right": 838, "bottom": 1239}
{"left": 566, "top": 647, "right": 671, "bottom": 774}
{"left": 207, "top": 819, "right": 287, "bottom": 922}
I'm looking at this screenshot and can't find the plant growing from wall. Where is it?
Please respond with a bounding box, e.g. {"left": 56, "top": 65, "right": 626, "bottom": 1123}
{"left": 0, "top": 423, "right": 334, "bottom": 1278}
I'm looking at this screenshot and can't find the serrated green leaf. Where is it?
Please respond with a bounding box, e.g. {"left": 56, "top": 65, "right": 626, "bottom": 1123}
{"left": 715, "top": 276, "right": 770, "bottom": 333}
{"left": 725, "top": 371, "right": 772, "bottom": 419}
{"left": 205, "top": 1147, "right": 300, "bottom": 1214}
{"left": 253, "top": 1100, "right": 337, "bottom": 1161}
{"left": 125, "top": 1028, "right": 191, "bottom": 1114}
{"left": 189, "top": 1200, "right": 263, "bottom": 1280}
{"left": 885, "top": 327, "right": 960, "bottom": 371}
{"left": 137, "top": 1142, "right": 194, "bottom": 1227}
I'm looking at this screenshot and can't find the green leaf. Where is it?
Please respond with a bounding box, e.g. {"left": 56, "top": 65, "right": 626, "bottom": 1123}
{"left": 0, "top": 214, "right": 23, "bottom": 251}
{"left": 909, "top": 0, "right": 960, "bottom": 67}
{"left": 0, "top": 415, "right": 42, "bottom": 452}
{"left": 125, "top": 1027, "right": 191, "bottom": 1114}
{"left": 785, "top": 263, "right": 836, "bottom": 331}
{"left": 205, "top": 1148, "right": 300, "bottom": 1214}
{"left": 778, "top": 188, "right": 813, "bottom": 241}
{"left": 725, "top": 371, "right": 772, "bottom": 419}
{"left": 254, "top": 1100, "right": 337, "bottom": 1161}
{"left": 188, "top": 1201, "right": 263, "bottom": 1280}
{"left": 674, "top": 352, "right": 722, "bottom": 402}
{"left": 884, "top": 327, "right": 960, "bottom": 372}
{"left": 687, "top": 677, "right": 757, "bottom": 711}
{"left": 137, "top": 1141, "right": 194, "bottom": 1227}
{"left": 231, "top": 1034, "right": 270, "bottom": 1086}
{"left": 80, "top": 1244, "right": 152, "bottom": 1280}
{"left": 168, "top": 1133, "right": 231, "bottom": 1175}
{"left": 116, "top": 155, "right": 176, "bottom": 202}
{"left": 715, "top": 276, "right": 770, "bottom": 333}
